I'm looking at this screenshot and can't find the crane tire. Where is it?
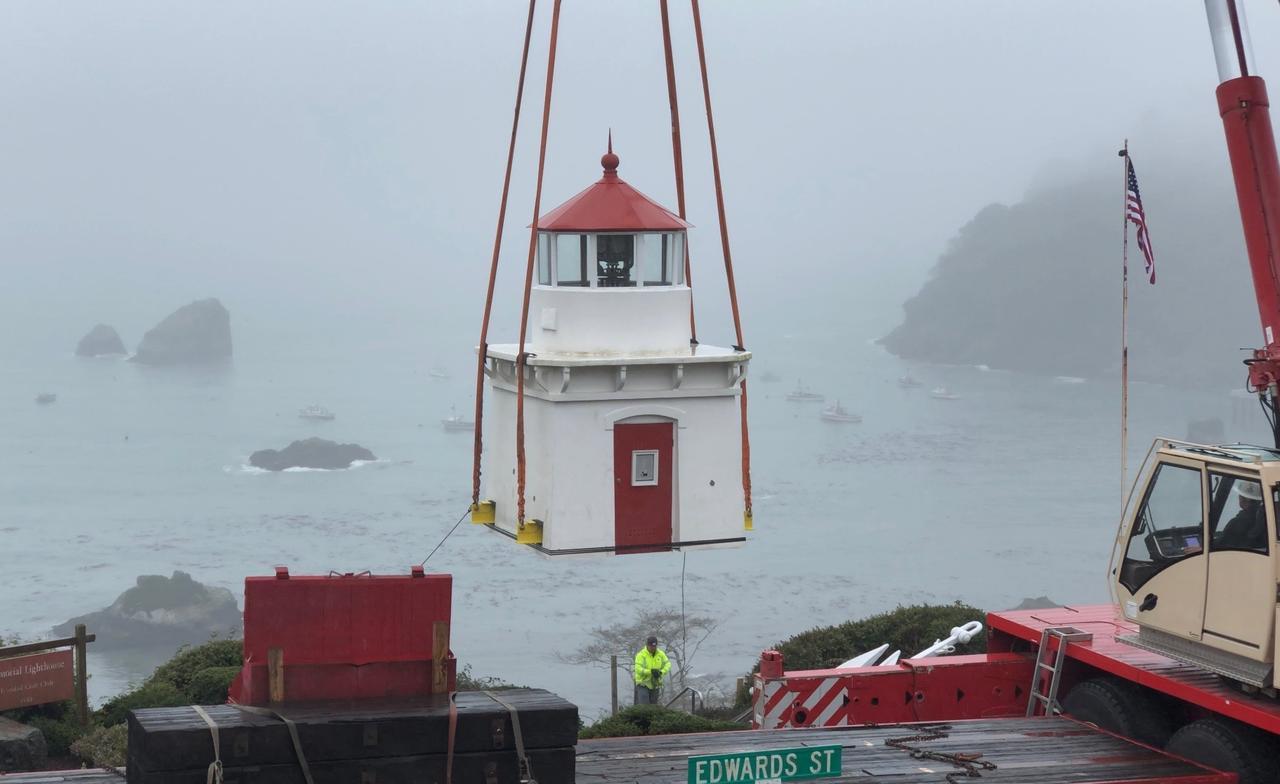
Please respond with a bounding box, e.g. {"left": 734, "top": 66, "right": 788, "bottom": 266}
{"left": 1165, "top": 718, "right": 1280, "bottom": 784}
{"left": 1060, "top": 677, "right": 1172, "bottom": 747}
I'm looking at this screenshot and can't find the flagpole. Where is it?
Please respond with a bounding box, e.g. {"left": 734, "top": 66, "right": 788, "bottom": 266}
{"left": 1120, "top": 141, "right": 1131, "bottom": 515}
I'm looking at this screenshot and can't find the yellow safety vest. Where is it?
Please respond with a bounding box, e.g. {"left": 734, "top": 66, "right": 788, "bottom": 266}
{"left": 634, "top": 647, "right": 671, "bottom": 688}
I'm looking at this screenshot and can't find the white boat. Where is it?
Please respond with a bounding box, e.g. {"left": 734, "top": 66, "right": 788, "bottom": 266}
{"left": 898, "top": 375, "right": 923, "bottom": 389}
{"left": 298, "top": 405, "right": 336, "bottom": 421}
{"left": 35, "top": 392, "right": 56, "bottom": 405}
{"left": 786, "top": 381, "right": 824, "bottom": 402}
{"left": 930, "top": 386, "right": 960, "bottom": 400}
{"left": 820, "top": 400, "right": 861, "bottom": 423}
{"left": 442, "top": 407, "right": 474, "bottom": 432}
{"left": 429, "top": 368, "right": 450, "bottom": 380}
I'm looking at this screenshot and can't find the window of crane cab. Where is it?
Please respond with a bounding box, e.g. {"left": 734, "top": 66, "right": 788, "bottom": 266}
{"left": 1207, "top": 472, "right": 1269, "bottom": 555}
{"left": 1119, "top": 462, "right": 1206, "bottom": 593}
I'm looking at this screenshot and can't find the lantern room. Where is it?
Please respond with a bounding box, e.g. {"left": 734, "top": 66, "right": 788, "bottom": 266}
{"left": 474, "top": 145, "right": 751, "bottom": 555}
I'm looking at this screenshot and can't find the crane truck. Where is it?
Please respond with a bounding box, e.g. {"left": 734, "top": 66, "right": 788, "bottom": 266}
{"left": 755, "top": 2, "right": 1280, "bottom": 782}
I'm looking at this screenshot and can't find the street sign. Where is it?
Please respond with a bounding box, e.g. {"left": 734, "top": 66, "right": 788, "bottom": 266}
{"left": 688, "top": 745, "right": 842, "bottom": 784}
{"left": 0, "top": 650, "right": 74, "bottom": 711}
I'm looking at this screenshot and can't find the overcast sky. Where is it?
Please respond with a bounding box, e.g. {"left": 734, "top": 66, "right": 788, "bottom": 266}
{"left": 3, "top": 1, "right": 1278, "bottom": 353}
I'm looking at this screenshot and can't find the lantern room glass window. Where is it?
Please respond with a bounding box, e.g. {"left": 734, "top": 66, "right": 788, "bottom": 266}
{"left": 556, "top": 233, "right": 589, "bottom": 286}
{"left": 535, "top": 231, "right": 686, "bottom": 288}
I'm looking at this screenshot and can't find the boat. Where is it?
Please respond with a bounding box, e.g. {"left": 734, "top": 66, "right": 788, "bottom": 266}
{"left": 785, "top": 381, "right": 823, "bottom": 402}
{"left": 897, "top": 375, "right": 923, "bottom": 389}
{"left": 819, "top": 400, "right": 861, "bottom": 423}
{"left": 428, "top": 368, "right": 450, "bottom": 380}
{"left": 441, "top": 407, "right": 474, "bottom": 432}
{"left": 35, "top": 393, "right": 56, "bottom": 405}
{"left": 930, "top": 386, "right": 959, "bottom": 400}
{"left": 298, "top": 405, "right": 335, "bottom": 421}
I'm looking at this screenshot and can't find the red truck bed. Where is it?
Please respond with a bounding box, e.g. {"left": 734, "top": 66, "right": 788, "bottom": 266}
{"left": 988, "top": 604, "right": 1280, "bottom": 735}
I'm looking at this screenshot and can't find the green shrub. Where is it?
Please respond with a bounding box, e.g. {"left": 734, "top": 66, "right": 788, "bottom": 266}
{"left": 185, "top": 666, "right": 240, "bottom": 704}
{"left": 580, "top": 705, "right": 741, "bottom": 739}
{"left": 455, "top": 664, "right": 523, "bottom": 691}
{"left": 149, "top": 639, "right": 242, "bottom": 694}
{"left": 70, "top": 723, "right": 127, "bottom": 768}
{"left": 98, "top": 679, "right": 187, "bottom": 727}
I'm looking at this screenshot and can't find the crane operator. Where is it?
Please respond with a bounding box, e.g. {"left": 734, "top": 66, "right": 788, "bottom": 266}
{"left": 1216, "top": 480, "right": 1267, "bottom": 552}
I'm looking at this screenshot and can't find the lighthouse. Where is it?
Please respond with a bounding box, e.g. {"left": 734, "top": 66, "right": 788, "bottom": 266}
{"left": 475, "top": 144, "right": 751, "bottom": 555}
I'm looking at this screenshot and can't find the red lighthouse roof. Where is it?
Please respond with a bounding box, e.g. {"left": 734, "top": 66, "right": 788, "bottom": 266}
{"left": 537, "top": 142, "right": 691, "bottom": 233}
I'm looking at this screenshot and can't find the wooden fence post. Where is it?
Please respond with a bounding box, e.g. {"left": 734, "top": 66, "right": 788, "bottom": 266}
{"left": 432, "top": 621, "right": 450, "bottom": 693}
{"left": 267, "top": 647, "right": 285, "bottom": 703}
{"left": 610, "top": 655, "right": 618, "bottom": 716}
{"left": 74, "top": 624, "right": 89, "bottom": 728}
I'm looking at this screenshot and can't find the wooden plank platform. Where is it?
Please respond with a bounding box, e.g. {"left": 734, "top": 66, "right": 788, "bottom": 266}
{"left": 989, "top": 604, "right": 1280, "bottom": 734}
{"left": 127, "top": 688, "right": 576, "bottom": 773}
{"left": 577, "top": 718, "right": 1230, "bottom": 784}
{"left": 2, "top": 716, "right": 1230, "bottom": 784}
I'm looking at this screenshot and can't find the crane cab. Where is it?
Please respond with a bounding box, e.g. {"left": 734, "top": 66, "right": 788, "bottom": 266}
{"left": 1110, "top": 439, "right": 1280, "bottom": 693}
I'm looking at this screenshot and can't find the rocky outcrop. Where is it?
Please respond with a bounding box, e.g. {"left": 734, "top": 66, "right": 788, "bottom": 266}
{"left": 75, "top": 324, "right": 126, "bottom": 357}
{"left": 132, "top": 299, "right": 232, "bottom": 365}
{"left": 53, "top": 571, "right": 241, "bottom": 650}
{"left": 249, "top": 438, "right": 376, "bottom": 471}
{"left": 880, "top": 155, "right": 1256, "bottom": 389}
{"left": 0, "top": 717, "right": 46, "bottom": 772}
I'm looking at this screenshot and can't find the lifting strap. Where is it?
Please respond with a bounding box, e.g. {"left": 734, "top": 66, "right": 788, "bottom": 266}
{"left": 471, "top": 0, "right": 538, "bottom": 508}
{"left": 231, "top": 705, "right": 317, "bottom": 784}
{"left": 691, "top": 0, "right": 753, "bottom": 520}
{"left": 191, "top": 705, "right": 223, "bottom": 784}
{"left": 659, "top": 0, "right": 697, "bottom": 345}
{"left": 515, "top": 0, "right": 563, "bottom": 526}
{"left": 446, "top": 691, "right": 459, "bottom": 784}
{"left": 485, "top": 690, "right": 537, "bottom": 784}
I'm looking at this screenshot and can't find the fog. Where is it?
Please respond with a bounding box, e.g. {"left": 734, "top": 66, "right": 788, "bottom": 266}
{"left": 4, "top": 1, "right": 1274, "bottom": 354}
{"left": 6, "top": 0, "right": 1280, "bottom": 719}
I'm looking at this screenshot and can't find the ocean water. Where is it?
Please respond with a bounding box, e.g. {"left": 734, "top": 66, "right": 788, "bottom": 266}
{"left": 0, "top": 308, "right": 1265, "bottom": 719}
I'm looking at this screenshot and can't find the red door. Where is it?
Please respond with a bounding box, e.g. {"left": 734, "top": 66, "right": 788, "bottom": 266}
{"left": 613, "top": 422, "right": 674, "bottom": 553}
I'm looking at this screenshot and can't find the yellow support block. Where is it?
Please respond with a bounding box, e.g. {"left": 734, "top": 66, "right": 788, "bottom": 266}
{"left": 743, "top": 510, "right": 754, "bottom": 531}
{"left": 470, "top": 500, "right": 496, "bottom": 525}
{"left": 516, "top": 519, "right": 543, "bottom": 545}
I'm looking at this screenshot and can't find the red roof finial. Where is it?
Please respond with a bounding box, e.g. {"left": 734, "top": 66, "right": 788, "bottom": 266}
{"left": 601, "top": 130, "right": 619, "bottom": 177}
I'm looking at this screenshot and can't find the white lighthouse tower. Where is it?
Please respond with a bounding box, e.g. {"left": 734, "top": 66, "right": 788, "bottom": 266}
{"left": 476, "top": 144, "right": 751, "bottom": 555}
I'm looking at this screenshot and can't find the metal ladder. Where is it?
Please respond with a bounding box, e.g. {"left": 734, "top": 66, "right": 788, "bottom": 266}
{"left": 1026, "top": 626, "right": 1093, "bottom": 717}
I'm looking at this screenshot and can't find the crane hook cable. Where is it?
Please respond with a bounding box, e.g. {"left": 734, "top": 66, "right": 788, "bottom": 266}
{"left": 691, "top": 0, "right": 753, "bottom": 521}
{"left": 515, "top": 0, "right": 564, "bottom": 526}
{"left": 660, "top": 0, "right": 698, "bottom": 346}
{"left": 471, "top": 0, "right": 538, "bottom": 508}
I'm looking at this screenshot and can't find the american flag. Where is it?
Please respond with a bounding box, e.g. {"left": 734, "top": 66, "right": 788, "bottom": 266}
{"left": 1126, "top": 156, "right": 1156, "bottom": 284}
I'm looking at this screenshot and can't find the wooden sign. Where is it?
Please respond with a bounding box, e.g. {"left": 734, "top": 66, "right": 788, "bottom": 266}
{"left": 0, "top": 650, "right": 75, "bottom": 711}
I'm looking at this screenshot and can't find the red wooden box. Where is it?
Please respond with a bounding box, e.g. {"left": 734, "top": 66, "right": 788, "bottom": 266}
{"left": 228, "top": 566, "right": 455, "bottom": 705}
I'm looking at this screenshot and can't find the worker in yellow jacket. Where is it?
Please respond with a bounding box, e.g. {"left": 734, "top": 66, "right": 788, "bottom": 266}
{"left": 634, "top": 635, "right": 671, "bottom": 705}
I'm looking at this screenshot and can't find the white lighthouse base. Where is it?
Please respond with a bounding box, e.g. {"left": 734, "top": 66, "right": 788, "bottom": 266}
{"left": 478, "top": 343, "right": 750, "bottom": 555}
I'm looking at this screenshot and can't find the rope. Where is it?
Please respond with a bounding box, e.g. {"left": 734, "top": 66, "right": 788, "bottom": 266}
{"left": 659, "top": 0, "right": 697, "bottom": 345}
{"left": 420, "top": 508, "right": 472, "bottom": 567}
{"left": 191, "top": 705, "right": 223, "bottom": 784}
{"left": 446, "top": 691, "right": 458, "bottom": 784}
{"left": 472, "top": 0, "right": 538, "bottom": 508}
{"left": 690, "top": 0, "right": 753, "bottom": 520}
{"left": 515, "top": 0, "right": 563, "bottom": 526}
{"left": 485, "top": 690, "right": 537, "bottom": 784}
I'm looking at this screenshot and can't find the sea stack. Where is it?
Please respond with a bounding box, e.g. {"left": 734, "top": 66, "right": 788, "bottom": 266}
{"left": 75, "top": 324, "right": 127, "bottom": 357}
{"left": 249, "top": 438, "right": 376, "bottom": 471}
{"left": 132, "top": 298, "right": 232, "bottom": 365}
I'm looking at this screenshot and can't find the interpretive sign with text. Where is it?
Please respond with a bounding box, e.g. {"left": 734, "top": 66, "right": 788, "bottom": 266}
{"left": 0, "top": 650, "right": 74, "bottom": 711}
{"left": 688, "top": 745, "right": 842, "bottom": 784}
